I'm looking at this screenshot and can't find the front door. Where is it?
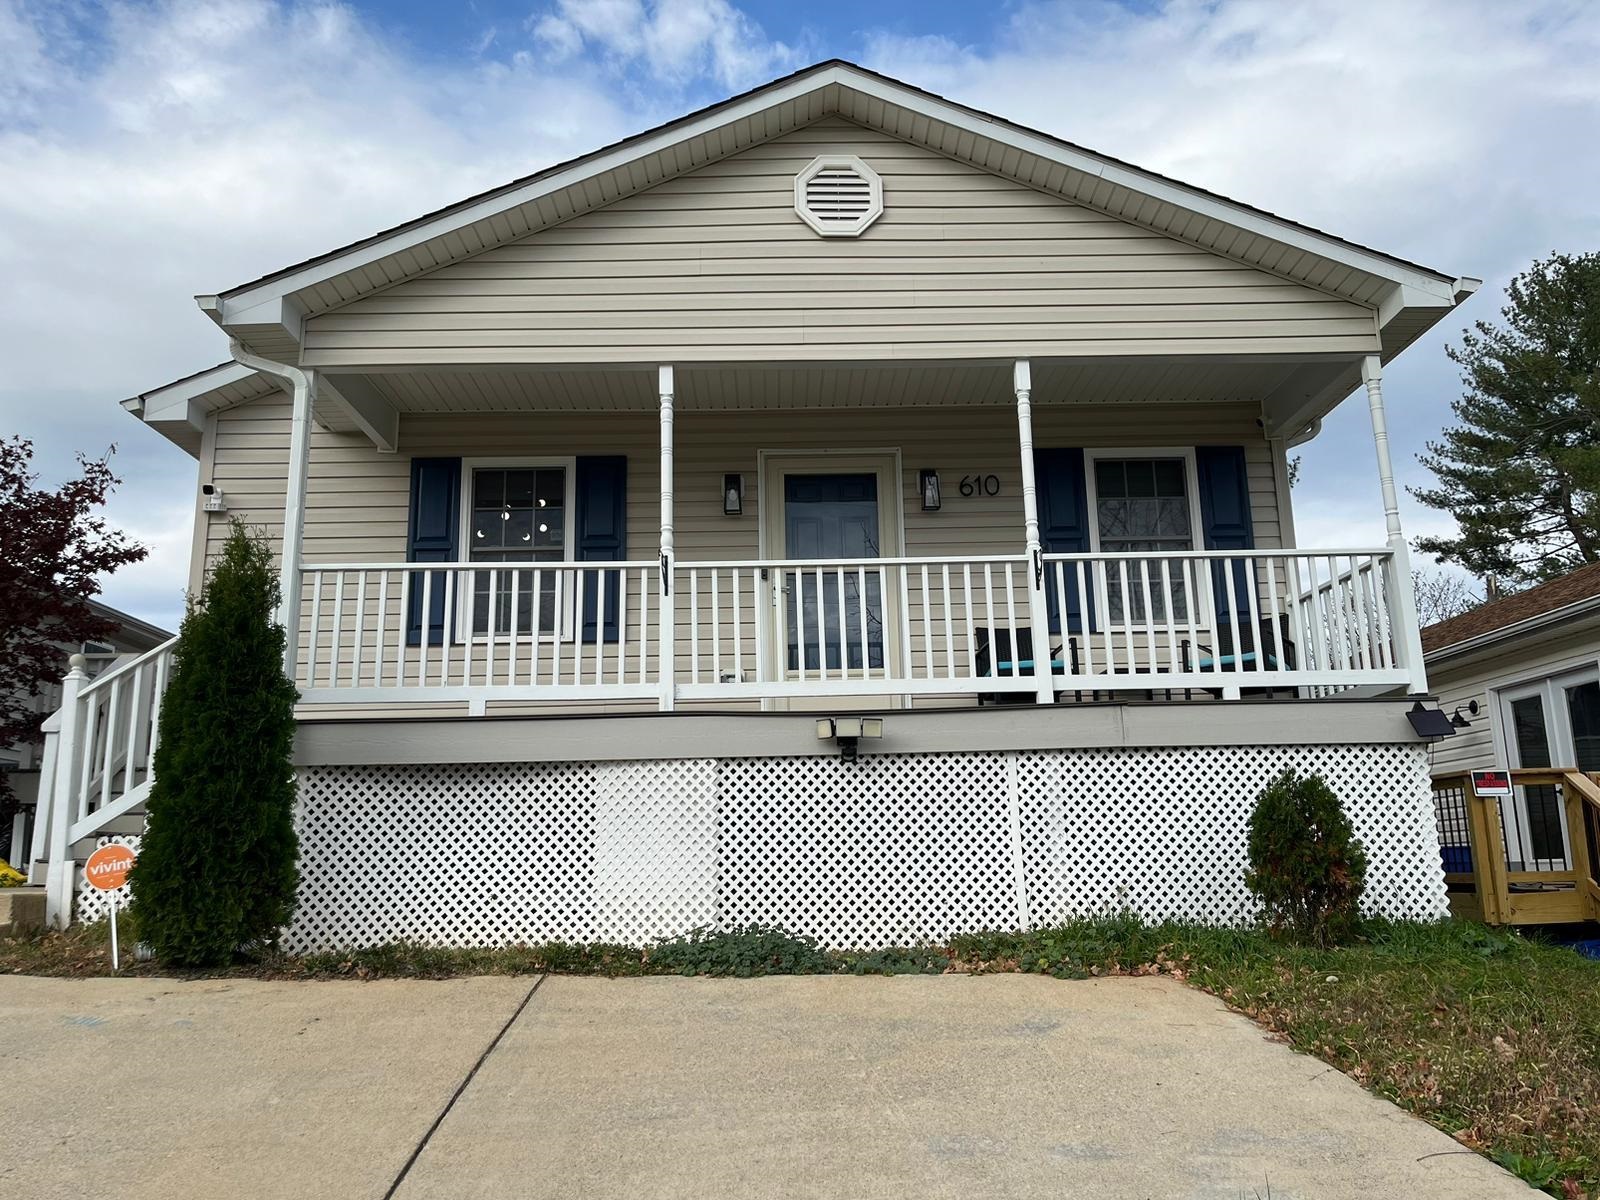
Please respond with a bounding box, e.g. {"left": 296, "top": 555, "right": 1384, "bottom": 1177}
{"left": 1498, "top": 666, "right": 1600, "bottom": 870}
{"left": 785, "top": 473, "right": 885, "bottom": 674}
{"left": 760, "top": 453, "right": 903, "bottom": 706}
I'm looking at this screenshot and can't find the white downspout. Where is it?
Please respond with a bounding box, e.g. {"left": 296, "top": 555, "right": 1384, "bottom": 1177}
{"left": 228, "top": 340, "right": 315, "bottom": 679}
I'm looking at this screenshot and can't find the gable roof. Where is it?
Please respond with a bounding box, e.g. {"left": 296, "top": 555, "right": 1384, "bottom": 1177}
{"left": 1421, "top": 563, "right": 1600, "bottom": 660}
{"left": 197, "top": 59, "right": 1477, "bottom": 366}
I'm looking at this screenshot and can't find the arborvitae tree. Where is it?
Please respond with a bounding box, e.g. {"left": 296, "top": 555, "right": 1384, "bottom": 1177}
{"left": 130, "top": 521, "right": 299, "bottom": 964}
{"left": 1413, "top": 252, "right": 1600, "bottom": 588}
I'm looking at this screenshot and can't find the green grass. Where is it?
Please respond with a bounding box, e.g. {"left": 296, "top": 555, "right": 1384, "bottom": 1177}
{"left": 5, "top": 915, "right": 1598, "bottom": 1194}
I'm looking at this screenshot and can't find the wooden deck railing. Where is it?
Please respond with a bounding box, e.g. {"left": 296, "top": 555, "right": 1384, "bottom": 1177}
{"left": 1433, "top": 769, "right": 1600, "bottom": 925}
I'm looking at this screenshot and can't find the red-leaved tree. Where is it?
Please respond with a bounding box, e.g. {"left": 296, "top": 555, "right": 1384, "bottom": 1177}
{"left": 0, "top": 436, "right": 146, "bottom": 860}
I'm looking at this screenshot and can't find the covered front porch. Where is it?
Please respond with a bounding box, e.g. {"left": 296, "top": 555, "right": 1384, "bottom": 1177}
{"left": 254, "top": 352, "right": 1426, "bottom": 712}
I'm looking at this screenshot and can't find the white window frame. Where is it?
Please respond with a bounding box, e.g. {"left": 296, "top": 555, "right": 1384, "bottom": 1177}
{"left": 1082, "top": 447, "right": 1208, "bottom": 629}
{"left": 1488, "top": 659, "right": 1600, "bottom": 870}
{"left": 456, "top": 457, "right": 578, "bottom": 643}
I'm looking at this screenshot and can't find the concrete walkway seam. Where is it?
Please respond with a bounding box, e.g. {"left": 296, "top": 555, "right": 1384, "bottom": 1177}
{"left": 382, "top": 973, "right": 548, "bottom": 1199}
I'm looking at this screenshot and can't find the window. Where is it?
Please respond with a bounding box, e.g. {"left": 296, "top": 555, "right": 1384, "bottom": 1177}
{"left": 460, "top": 462, "right": 575, "bottom": 638}
{"left": 1087, "top": 452, "right": 1198, "bottom": 624}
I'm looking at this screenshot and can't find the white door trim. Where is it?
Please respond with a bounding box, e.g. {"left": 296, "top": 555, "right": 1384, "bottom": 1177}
{"left": 757, "top": 449, "right": 906, "bottom": 710}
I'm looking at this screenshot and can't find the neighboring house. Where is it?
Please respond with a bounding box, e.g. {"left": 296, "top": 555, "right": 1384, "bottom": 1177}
{"left": 37, "top": 61, "right": 1480, "bottom": 944}
{"left": 1424, "top": 564, "right": 1600, "bottom": 881}
{"left": 4, "top": 600, "right": 170, "bottom": 864}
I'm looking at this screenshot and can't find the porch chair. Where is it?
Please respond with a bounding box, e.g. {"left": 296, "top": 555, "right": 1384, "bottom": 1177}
{"left": 1180, "top": 615, "right": 1296, "bottom": 698}
{"left": 974, "top": 628, "right": 1079, "bottom": 705}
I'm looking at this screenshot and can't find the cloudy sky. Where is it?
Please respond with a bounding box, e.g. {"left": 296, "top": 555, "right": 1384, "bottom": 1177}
{"left": 3, "top": 0, "right": 1597, "bottom": 630}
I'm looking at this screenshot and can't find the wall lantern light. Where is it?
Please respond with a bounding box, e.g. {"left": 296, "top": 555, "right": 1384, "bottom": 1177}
{"left": 1451, "top": 699, "right": 1480, "bottom": 728}
{"left": 723, "top": 473, "right": 744, "bottom": 516}
{"left": 920, "top": 469, "right": 941, "bottom": 512}
{"left": 815, "top": 716, "right": 884, "bottom": 762}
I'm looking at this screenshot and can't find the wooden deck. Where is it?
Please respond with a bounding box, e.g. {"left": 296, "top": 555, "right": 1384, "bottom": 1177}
{"left": 1434, "top": 769, "right": 1600, "bottom": 926}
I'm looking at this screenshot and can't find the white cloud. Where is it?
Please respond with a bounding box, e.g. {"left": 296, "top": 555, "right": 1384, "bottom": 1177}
{"left": 3, "top": 0, "right": 1597, "bottom": 631}
{"left": 529, "top": 0, "right": 804, "bottom": 88}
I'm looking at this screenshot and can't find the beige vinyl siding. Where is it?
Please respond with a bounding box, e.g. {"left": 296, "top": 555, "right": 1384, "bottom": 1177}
{"left": 200, "top": 396, "right": 1282, "bottom": 576}
{"left": 301, "top": 118, "right": 1378, "bottom": 368}
{"left": 1428, "top": 622, "right": 1600, "bottom": 777}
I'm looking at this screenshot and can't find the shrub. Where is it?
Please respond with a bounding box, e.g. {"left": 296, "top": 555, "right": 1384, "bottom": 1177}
{"left": 1244, "top": 768, "right": 1367, "bottom": 947}
{"left": 129, "top": 522, "right": 300, "bottom": 966}
{"left": 649, "top": 925, "right": 833, "bottom": 976}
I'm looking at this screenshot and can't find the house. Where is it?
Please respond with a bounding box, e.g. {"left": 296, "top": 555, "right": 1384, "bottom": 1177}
{"left": 1423, "top": 564, "right": 1600, "bottom": 923}
{"left": 34, "top": 61, "right": 1481, "bottom": 947}
{"left": 5, "top": 600, "right": 170, "bottom": 866}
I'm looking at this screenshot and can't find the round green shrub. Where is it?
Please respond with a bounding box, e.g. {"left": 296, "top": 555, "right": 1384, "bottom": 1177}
{"left": 1244, "top": 767, "right": 1367, "bottom": 946}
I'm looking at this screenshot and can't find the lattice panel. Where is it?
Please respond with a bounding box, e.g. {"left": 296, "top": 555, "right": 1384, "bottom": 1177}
{"left": 1018, "top": 743, "right": 1446, "bottom": 926}
{"left": 73, "top": 833, "right": 141, "bottom": 925}
{"left": 290, "top": 762, "right": 601, "bottom": 951}
{"left": 594, "top": 759, "right": 717, "bottom": 942}
{"left": 288, "top": 743, "right": 1446, "bottom": 951}
{"left": 715, "top": 753, "right": 1020, "bottom": 947}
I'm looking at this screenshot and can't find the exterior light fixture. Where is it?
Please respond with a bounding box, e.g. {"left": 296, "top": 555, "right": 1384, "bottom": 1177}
{"left": 1451, "top": 699, "right": 1480, "bottom": 728}
{"left": 1406, "top": 701, "right": 1457, "bottom": 740}
{"left": 920, "top": 469, "right": 941, "bottom": 511}
{"left": 723, "top": 473, "right": 743, "bottom": 516}
{"left": 815, "top": 715, "right": 885, "bottom": 761}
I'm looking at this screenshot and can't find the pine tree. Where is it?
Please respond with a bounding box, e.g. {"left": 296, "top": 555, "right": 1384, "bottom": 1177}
{"left": 1413, "top": 252, "right": 1600, "bottom": 587}
{"left": 130, "top": 521, "right": 299, "bottom": 964}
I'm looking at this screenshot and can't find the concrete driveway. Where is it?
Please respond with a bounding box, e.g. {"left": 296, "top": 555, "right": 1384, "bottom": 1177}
{"left": 1, "top": 973, "right": 1531, "bottom": 1199}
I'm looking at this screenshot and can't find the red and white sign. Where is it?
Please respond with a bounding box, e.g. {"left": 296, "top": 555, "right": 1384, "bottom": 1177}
{"left": 1471, "top": 769, "right": 1514, "bottom": 798}
{"left": 84, "top": 844, "right": 136, "bottom": 891}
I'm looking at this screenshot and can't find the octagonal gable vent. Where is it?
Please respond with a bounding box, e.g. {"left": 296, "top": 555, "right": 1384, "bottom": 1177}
{"left": 794, "top": 154, "right": 883, "bottom": 238}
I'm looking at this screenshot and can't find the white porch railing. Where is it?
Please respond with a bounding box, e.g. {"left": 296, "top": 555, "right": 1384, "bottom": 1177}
{"left": 296, "top": 561, "right": 664, "bottom": 705}
{"left": 1041, "top": 548, "right": 1411, "bottom": 696}
{"left": 33, "top": 637, "right": 178, "bottom": 924}
{"left": 290, "top": 548, "right": 1413, "bottom": 704}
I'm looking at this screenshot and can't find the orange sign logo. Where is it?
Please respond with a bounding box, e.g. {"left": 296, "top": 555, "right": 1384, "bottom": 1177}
{"left": 84, "top": 844, "right": 136, "bottom": 891}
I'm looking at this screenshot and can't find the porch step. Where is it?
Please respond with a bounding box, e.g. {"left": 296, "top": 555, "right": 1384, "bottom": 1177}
{"left": 68, "top": 810, "right": 147, "bottom": 860}
{"left": 0, "top": 886, "right": 46, "bottom": 937}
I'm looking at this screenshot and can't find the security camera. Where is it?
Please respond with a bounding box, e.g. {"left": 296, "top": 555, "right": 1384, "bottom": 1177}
{"left": 201, "top": 484, "right": 215, "bottom": 495}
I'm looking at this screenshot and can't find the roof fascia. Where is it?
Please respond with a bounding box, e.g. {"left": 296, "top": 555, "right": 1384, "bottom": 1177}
{"left": 1424, "top": 594, "right": 1600, "bottom": 665}
{"left": 203, "top": 63, "right": 1465, "bottom": 345}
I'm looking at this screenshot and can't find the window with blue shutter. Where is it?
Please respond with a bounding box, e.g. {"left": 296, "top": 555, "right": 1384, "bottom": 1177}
{"left": 1196, "top": 445, "right": 1256, "bottom": 624}
{"left": 405, "top": 457, "right": 460, "bottom": 647}
{"left": 575, "top": 456, "right": 627, "bottom": 644}
{"left": 1034, "top": 448, "right": 1093, "bottom": 633}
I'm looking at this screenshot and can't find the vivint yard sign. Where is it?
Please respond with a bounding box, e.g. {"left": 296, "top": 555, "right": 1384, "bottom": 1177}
{"left": 84, "top": 843, "right": 136, "bottom": 971}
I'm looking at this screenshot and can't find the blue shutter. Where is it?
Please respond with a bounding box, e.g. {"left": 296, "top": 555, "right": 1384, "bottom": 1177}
{"left": 406, "top": 457, "right": 460, "bottom": 647}
{"left": 576, "top": 456, "right": 627, "bottom": 643}
{"left": 1034, "top": 448, "right": 1094, "bottom": 633}
{"left": 1196, "top": 446, "right": 1256, "bottom": 624}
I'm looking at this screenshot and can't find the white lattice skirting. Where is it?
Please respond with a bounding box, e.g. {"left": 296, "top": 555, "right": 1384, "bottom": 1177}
{"left": 287, "top": 743, "right": 1445, "bottom": 951}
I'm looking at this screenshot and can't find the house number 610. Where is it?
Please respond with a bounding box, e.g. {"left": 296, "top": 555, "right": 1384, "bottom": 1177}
{"left": 959, "top": 474, "right": 1001, "bottom": 497}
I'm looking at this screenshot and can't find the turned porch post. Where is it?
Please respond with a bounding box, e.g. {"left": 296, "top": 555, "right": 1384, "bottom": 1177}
{"left": 1014, "top": 360, "right": 1055, "bottom": 705}
{"left": 658, "top": 365, "right": 676, "bottom": 711}
{"left": 1361, "top": 354, "right": 1428, "bottom": 694}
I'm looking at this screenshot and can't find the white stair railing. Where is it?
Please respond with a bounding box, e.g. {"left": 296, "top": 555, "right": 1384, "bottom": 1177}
{"left": 40, "top": 637, "right": 178, "bottom": 927}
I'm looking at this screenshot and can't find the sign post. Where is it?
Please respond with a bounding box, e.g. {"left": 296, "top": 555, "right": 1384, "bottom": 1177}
{"left": 83, "top": 844, "right": 137, "bottom": 971}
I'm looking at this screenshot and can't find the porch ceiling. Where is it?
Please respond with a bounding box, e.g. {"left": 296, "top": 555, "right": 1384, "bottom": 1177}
{"left": 345, "top": 358, "right": 1314, "bottom": 417}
